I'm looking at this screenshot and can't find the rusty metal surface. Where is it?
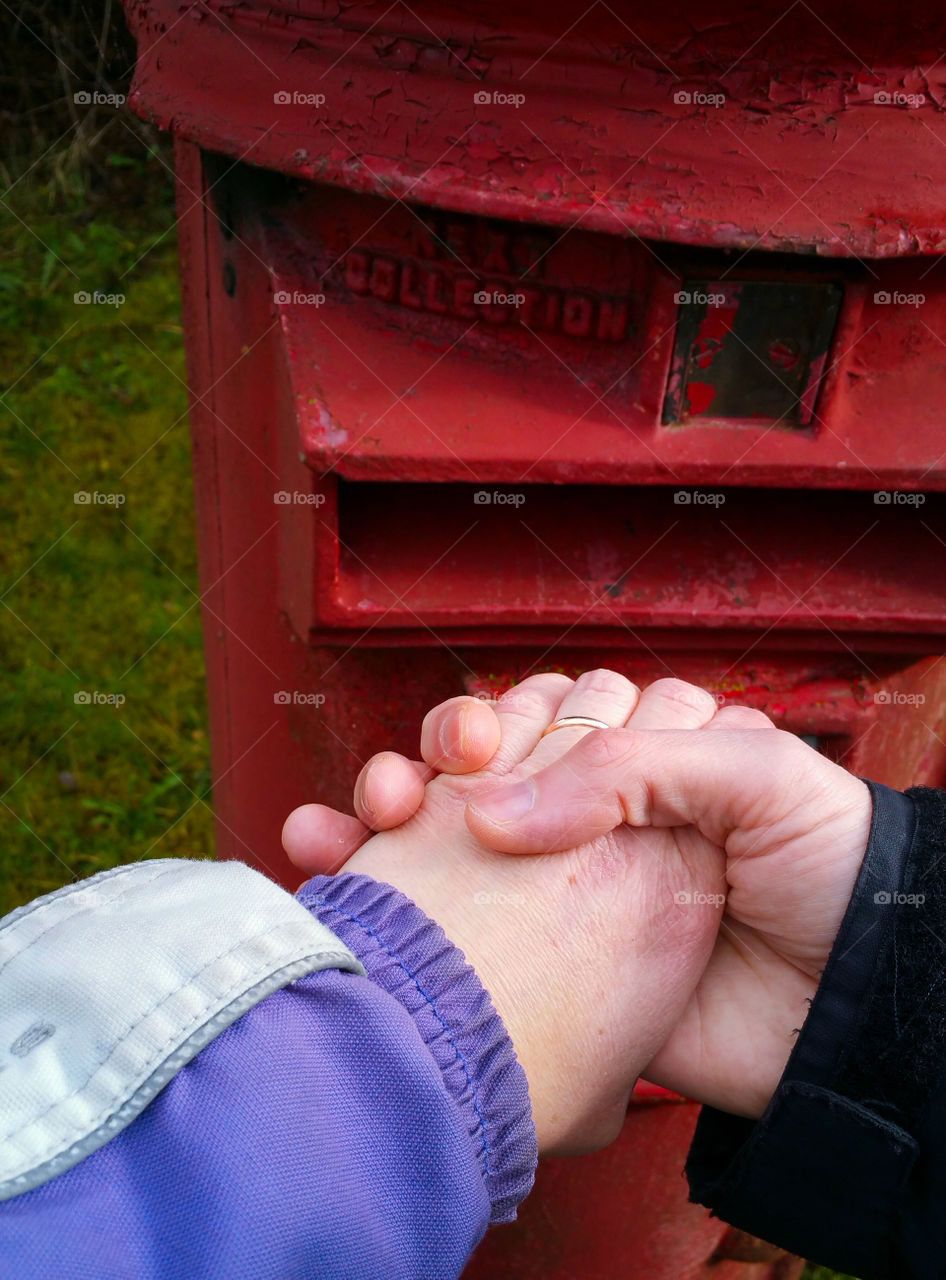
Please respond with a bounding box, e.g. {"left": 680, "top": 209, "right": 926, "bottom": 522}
{"left": 125, "top": 0, "right": 946, "bottom": 259}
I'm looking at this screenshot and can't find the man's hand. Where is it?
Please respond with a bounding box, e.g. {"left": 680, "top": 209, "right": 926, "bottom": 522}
{"left": 285, "top": 676, "right": 872, "bottom": 1121}
{"left": 285, "top": 673, "right": 725, "bottom": 1154}
{"left": 469, "top": 709, "right": 871, "bottom": 1117}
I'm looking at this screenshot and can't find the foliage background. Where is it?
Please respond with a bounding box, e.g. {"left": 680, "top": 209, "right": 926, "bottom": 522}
{"left": 0, "top": 0, "right": 213, "bottom": 917}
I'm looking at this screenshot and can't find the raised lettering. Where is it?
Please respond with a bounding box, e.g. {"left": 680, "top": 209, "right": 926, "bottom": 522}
{"left": 562, "top": 294, "right": 594, "bottom": 338}
{"left": 480, "top": 281, "right": 510, "bottom": 325}
{"left": 399, "top": 263, "right": 422, "bottom": 309}
{"left": 444, "top": 221, "right": 473, "bottom": 266}
{"left": 518, "top": 287, "right": 545, "bottom": 328}
{"left": 543, "top": 291, "right": 561, "bottom": 331}
{"left": 343, "top": 247, "right": 630, "bottom": 341}
{"left": 424, "top": 268, "right": 448, "bottom": 313}
{"left": 410, "top": 217, "right": 440, "bottom": 260}
{"left": 369, "top": 256, "right": 398, "bottom": 302}
{"left": 481, "top": 229, "right": 512, "bottom": 274}
{"left": 345, "top": 250, "right": 370, "bottom": 294}
{"left": 596, "top": 297, "right": 629, "bottom": 342}
{"left": 454, "top": 276, "right": 478, "bottom": 319}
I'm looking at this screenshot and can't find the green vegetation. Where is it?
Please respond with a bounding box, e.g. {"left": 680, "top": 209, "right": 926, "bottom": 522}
{"left": 0, "top": 154, "right": 214, "bottom": 916}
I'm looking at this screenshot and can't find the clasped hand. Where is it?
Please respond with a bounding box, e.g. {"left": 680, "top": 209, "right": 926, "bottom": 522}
{"left": 282, "top": 672, "right": 871, "bottom": 1154}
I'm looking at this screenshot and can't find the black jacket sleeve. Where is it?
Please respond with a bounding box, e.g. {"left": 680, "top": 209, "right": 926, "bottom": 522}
{"left": 685, "top": 782, "right": 946, "bottom": 1280}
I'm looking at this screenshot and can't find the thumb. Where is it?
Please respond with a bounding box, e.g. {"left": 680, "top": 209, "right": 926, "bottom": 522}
{"left": 465, "top": 727, "right": 821, "bottom": 853}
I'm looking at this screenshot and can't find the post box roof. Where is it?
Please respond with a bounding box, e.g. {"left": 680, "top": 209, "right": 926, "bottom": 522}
{"left": 124, "top": 0, "right": 946, "bottom": 258}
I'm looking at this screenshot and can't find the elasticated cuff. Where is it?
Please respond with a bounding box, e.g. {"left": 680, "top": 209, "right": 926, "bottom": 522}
{"left": 296, "top": 873, "right": 537, "bottom": 1224}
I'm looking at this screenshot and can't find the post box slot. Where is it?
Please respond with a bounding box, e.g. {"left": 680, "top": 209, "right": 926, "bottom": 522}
{"left": 298, "top": 480, "right": 946, "bottom": 648}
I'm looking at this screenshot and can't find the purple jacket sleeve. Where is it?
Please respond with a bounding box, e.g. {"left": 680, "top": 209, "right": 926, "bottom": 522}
{"left": 0, "top": 873, "right": 537, "bottom": 1280}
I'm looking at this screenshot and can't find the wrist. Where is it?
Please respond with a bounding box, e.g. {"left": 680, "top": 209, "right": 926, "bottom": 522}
{"left": 341, "top": 847, "right": 616, "bottom": 1153}
{"left": 343, "top": 841, "right": 555, "bottom": 1147}
{"left": 298, "top": 872, "right": 538, "bottom": 1222}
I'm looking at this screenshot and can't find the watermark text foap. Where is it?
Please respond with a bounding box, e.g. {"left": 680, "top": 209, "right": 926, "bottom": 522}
{"left": 874, "top": 690, "right": 926, "bottom": 706}
{"left": 873, "top": 90, "right": 926, "bottom": 108}
{"left": 674, "top": 490, "right": 725, "bottom": 507}
{"left": 273, "top": 91, "right": 326, "bottom": 107}
{"left": 274, "top": 691, "right": 326, "bottom": 706}
{"left": 74, "top": 290, "right": 125, "bottom": 308}
{"left": 474, "top": 290, "right": 525, "bottom": 307}
{"left": 74, "top": 91, "right": 125, "bottom": 107}
{"left": 274, "top": 491, "right": 326, "bottom": 505}
{"left": 674, "top": 890, "right": 726, "bottom": 906}
{"left": 70, "top": 884, "right": 117, "bottom": 910}
{"left": 874, "top": 291, "right": 925, "bottom": 308}
{"left": 474, "top": 889, "right": 527, "bottom": 906}
{"left": 674, "top": 289, "right": 725, "bottom": 307}
{"left": 475, "top": 491, "right": 525, "bottom": 507}
{"left": 874, "top": 490, "right": 925, "bottom": 506}
{"left": 673, "top": 89, "right": 726, "bottom": 108}
{"left": 74, "top": 491, "right": 125, "bottom": 506}
{"left": 874, "top": 890, "right": 926, "bottom": 906}
{"left": 473, "top": 90, "right": 525, "bottom": 108}
{"left": 274, "top": 291, "right": 325, "bottom": 306}
{"left": 74, "top": 690, "right": 126, "bottom": 707}
{"left": 473, "top": 689, "right": 542, "bottom": 710}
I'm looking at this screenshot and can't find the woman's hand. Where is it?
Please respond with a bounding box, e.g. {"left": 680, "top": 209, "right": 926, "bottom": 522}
{"left": 284, "top": 673, "right": 725, "bottom": 1152}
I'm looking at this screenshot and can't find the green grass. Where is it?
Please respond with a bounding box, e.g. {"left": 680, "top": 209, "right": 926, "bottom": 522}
{"left": 0, "top": 157, "right": 214, "bottom": 915}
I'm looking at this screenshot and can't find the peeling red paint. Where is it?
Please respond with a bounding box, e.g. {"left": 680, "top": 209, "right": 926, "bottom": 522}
{"left": 686, "top": 381, "right": 716, "bottom": 414}
{"left": 124, "top": 0, "right": 946, "bottom": 258}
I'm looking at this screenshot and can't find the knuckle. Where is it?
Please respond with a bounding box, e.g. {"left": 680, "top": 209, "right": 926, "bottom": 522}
{"left": 647, "top": 677, "right": 717, "bottom": 715}
{"left": 496, "top": 674, "right": 571, "bottom": 720}
{"left": 573, "top": 667, "right": 636, "bottom": 699}
{"left": 760, "top": 727, "right": 807, "bottom": 771}
{"left": 715, "top": 705, "right": 773, "bottom": 728}
{"left": 512, "top": 672, "right": 573, "bottom": 696}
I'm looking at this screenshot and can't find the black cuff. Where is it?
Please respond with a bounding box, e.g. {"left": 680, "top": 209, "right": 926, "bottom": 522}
{"left": 686, "top": 783, "right": 946, "bottom": 1280}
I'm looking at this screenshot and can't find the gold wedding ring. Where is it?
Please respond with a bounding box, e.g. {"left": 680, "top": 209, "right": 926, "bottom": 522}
{"left": 541, "top": 715, "right": 612, "bottom": 736}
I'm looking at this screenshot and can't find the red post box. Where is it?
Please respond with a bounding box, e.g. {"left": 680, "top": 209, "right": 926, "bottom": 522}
{"left": 123, "top": 2, "right": 946, "bottom": 1275}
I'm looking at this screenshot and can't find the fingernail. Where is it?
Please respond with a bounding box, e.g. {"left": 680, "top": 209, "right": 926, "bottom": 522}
{"left": 439, "top": 706, "right": 472, "bottom": 760}
{"left": 355, "top": 777, "right": 375, "bottom": 825}
{"left": 473, "top": 779, "right": 536, "bottom": 824}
